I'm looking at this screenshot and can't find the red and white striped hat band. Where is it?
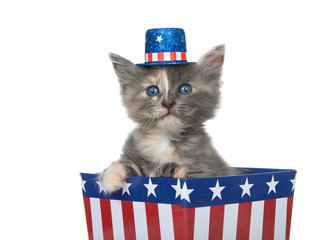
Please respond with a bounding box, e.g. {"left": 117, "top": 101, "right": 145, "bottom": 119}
{"left": 145, "top": 52, "right": 187, "bottom": 63}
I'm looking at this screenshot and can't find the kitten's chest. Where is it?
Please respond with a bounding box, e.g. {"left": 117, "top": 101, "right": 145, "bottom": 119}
{"left": 138, "top": 130, "right": 180, "bottom": 163}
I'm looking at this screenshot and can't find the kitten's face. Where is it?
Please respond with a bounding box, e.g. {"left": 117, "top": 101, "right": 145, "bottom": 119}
{"left": 110, "top": 45, "right": 225, "bottom": 131}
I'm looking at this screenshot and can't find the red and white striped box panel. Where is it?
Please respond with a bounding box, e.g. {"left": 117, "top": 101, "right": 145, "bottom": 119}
{"left": 80, "top": 168, "right": 296, "bottom": 240}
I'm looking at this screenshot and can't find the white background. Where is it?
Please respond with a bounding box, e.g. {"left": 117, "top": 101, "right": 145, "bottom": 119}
{"left": 1, "top": 0, "right": 335, "bottom": 239}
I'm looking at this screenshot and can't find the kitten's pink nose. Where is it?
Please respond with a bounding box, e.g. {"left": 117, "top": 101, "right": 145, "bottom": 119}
{"left": 161, "top": 98, "right": 176, "bottom": 110}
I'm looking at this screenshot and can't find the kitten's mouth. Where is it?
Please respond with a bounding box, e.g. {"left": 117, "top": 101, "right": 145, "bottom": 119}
{"left": 162, "top": 110, "right": 177, "bottom": 119}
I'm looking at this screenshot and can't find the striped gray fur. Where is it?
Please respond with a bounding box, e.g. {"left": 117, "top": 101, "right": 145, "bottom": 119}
{"left": 100, "top": 45, "right": 238, "bottom": 192}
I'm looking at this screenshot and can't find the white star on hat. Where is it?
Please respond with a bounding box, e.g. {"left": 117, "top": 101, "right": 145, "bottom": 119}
{"left": 122, "top": 181, "right": 132, "bottom": 195}
{"left": 156, "top": 36, "right": 163, "bottom": 43}
{"left": 180, "top": 182, "right": 194, "bottom": 203}
{"left": 172, "top": 179, "right": 183, "bottom": 199}
{"left": 266, "top": 175, "right": 279, "bottom": 194}
{"left": 240, "top": 177, "right": 254, "bottom": 197}
{"left": 144, "top": 178, "right": 158, "bottom": 197}
{"left": 209, "top": 180, "right": 225, "bottom": 201}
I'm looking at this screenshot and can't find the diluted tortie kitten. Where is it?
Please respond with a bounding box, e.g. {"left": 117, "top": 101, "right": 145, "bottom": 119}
{"left": 100, "top": 45, "right": 238, "bottom": 192}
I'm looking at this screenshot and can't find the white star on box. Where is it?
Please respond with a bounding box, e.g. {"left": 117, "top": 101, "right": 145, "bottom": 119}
{"left": 240, "top": 177, "right": 254, "bottom": 197}
{"left": 144, "top": 178, "right": 158, "bottom": 197}
{"left": 122, "top": 182, "right": 132, "bottom": 195}
{"left": 209, "top": 180, "right": 225, "bottom": 201}
{"left": 156, "top": 36, "right": 163, "bottom": 43}
{"left": 266, "top": 175, "right": 279, "bottom": 194}
{"left": 97, "top": 181, "right": 107, "bottom": 194}
{"left": 171, "top": 179, "right": 194, "bottom": 202}
{"left": 290, "top": 175, "right": 296, "bottom": 191}
{"left": 172, "top": 179, "right": 182, "bottom": 199}
{"left": 81, "top": 178, "right": 86, "bottom": 192}
{"left": 180, "top": 182, "right": 194, "bottom": 203}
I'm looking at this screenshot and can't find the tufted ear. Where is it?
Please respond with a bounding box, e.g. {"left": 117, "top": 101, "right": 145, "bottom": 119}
{"left": 109, "top": 53, "right": 135, "bottom": 86}
{"left": 197, "top": 45, "right": 225, "bottom": 76}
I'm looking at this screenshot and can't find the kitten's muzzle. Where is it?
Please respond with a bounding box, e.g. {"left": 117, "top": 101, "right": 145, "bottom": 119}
{"left": 161, "top": 98, "right": 176, "bottom": 110}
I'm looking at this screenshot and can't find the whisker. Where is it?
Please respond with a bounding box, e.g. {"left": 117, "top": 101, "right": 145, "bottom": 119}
{"left": 135, "top": 117, "right": 153, "bottom": 139}
{"left": 179, "top": 107, "right": 215, "bottom": 110}
{"left": 139, "top": 116, "right": 157, "bottom": 136}
{"left": 187, "top": 114, "right": 202, "bottom": 123}
{"left": 176, "top": 104, "right": 215, "bottom": 111}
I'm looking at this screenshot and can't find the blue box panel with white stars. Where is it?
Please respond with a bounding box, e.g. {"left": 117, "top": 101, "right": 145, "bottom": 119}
{"left": 80, "top": 167, "right": 296, "bottom": 209}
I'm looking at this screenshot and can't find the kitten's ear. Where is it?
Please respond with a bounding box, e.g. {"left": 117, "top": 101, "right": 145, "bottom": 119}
{"left": 197, "top": 45, "right": 225, "bottom": 76}
{"left": 109, "top": 53, "right": 135, "bottom": 85}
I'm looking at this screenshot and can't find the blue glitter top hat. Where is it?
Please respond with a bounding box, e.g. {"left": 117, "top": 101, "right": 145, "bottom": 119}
{"left": 137, "top": 28, "right": 195, "bottom": 66}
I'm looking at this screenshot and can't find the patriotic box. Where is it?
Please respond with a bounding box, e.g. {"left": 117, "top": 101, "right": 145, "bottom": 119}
{"left": 80, "top": 167, "right": 296, "bottom": 240}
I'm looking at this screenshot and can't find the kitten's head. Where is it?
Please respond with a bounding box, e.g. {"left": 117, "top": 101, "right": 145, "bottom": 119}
{"left": 109, "top": 45, "right": 225, "bottom": 132}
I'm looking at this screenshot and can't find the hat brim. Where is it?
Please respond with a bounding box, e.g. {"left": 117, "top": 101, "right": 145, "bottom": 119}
{"left": 136, "top": 61, "right": 195, "bottom": 66}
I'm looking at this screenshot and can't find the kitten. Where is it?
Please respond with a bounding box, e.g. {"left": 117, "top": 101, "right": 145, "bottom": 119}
{"left": 100, "top": 45, "right": 238, "bottom": 192}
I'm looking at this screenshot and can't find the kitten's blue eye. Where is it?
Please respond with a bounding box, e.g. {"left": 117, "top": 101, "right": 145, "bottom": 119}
{"left": 147, "top": 86, "right": 159, "bottom": 96}
{"left": 179, "top": 85, "right": 192, "bottom": 95}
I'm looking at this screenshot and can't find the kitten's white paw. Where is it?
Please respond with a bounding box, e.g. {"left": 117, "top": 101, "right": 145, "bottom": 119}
{"left": 173, "top": 167, "right": 186, "bottom": 178}
{"left": 100, "top": 162, "right": 127, "bottom": 192}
